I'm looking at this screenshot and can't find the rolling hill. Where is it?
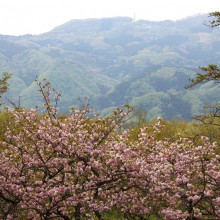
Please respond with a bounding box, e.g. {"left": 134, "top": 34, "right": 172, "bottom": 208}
{"left": 0, "top": 14, "right": 220, "bottom": 120}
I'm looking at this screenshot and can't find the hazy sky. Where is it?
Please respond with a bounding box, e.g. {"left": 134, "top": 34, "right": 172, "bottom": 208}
{"left": 0, "top": 0, "right": 219, "bottom": 35}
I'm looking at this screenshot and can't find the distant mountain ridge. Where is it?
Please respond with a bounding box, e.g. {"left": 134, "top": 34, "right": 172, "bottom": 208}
{"left": 0, "top": 14, "right": 220, "bottom": 120}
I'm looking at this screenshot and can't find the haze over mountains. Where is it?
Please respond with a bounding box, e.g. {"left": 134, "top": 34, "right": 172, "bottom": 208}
{"left": 0, "top": 14, "right": 220, "bottom": 120}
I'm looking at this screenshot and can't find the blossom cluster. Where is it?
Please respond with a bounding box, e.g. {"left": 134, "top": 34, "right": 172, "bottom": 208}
{"left": 0, "top": 107, "right": 219, "bottom": 219}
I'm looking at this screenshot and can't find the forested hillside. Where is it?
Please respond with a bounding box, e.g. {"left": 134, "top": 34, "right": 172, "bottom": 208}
{"left": 0, "top": 14, "right": 220, "bottom": 119}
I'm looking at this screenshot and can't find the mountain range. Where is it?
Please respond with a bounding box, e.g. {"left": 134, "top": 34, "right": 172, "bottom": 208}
{"left": 0, "top": 14, "right": 220, "bottom": 120}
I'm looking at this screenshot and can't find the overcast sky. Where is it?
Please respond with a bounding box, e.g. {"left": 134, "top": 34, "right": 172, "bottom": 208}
{"left": 0, "top": 0, "right": 219, "bottom": 35}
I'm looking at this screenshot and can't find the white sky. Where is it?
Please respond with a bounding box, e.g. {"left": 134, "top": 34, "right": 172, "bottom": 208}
{"left": 0, "top": 0, "right": 219, "bottom": 35}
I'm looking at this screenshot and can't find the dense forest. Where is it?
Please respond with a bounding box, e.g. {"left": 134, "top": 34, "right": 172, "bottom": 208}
{"left": 0, "top": 14, "right": 220, "bottom": 120}
{"left": 0, "top": 12, "right": 219, "bottom": 220}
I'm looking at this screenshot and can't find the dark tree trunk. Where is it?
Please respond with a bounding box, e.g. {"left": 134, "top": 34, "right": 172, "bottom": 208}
{"left": 74, "top": 203, "right": 81, "bottom": 220}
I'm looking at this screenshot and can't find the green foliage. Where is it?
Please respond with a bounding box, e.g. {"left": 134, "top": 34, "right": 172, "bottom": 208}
{"left": 186, "top": 64, "right": 220, "bottom": 88}
{"left": 126, "top": 108, "right": 220, "bottom": 146}
{"left": 0, "top": 110, "right": 12, "bottom": 142}
{"left": 209, "top": 11, "right": 220, "bottom": 27}
{"left": 192, "top": 104, "right": 220, "bottom": 144}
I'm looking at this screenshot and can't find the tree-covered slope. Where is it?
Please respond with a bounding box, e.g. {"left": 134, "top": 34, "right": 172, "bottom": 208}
{"left": 0, "top": 14, "right": 220, "bottom": 119}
